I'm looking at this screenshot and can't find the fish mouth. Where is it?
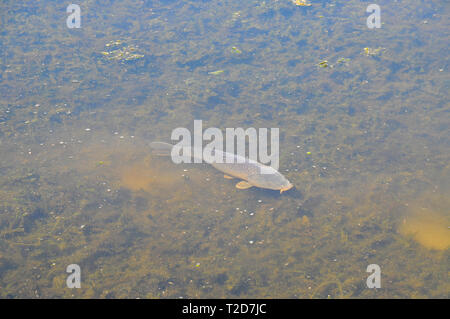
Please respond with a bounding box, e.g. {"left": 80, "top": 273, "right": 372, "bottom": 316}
{"left": 279, "top": 183, "right": 294, "bottom": 194}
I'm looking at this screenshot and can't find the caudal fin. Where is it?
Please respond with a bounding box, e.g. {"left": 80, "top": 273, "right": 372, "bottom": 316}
{"left": 150, "top": 142, "right": 173, "bottom": 156}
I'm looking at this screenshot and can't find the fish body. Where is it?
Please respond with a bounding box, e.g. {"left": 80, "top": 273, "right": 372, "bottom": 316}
{"left": 150, "top": 142, "right": 293, "bottom": 193}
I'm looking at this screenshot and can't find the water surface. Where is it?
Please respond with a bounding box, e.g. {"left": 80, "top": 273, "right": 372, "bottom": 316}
{"left": 0, "top": 0, "right": 448, "bottom": 298}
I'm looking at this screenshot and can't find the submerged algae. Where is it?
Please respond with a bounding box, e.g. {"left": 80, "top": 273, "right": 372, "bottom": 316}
{"left": 0, "top": 0, "right": 448, "bottom": 299}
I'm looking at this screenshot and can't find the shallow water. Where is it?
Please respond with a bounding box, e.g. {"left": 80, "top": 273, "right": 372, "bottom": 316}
{"left": 0, "top": 0, "right": 448, "bottom": 298}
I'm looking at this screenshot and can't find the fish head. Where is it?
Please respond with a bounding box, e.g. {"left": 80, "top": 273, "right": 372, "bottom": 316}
{"left": 247, "top": 170, "right": 293, "bottom": 193}
{"left": 279, "top": 181, "right": 294, "bottom": 194}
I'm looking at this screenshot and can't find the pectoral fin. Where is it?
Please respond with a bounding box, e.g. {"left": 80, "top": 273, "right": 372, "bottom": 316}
{"left": 224, "top": 175, "right": 234, "bottom": 179}
{"left": 235, "top": 181, "right": 253, "bottom": 190}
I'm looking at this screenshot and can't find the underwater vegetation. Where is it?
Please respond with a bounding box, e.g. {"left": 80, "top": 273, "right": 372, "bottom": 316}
{"left": 0, "top": 0, "right": 448, "bottom": 298}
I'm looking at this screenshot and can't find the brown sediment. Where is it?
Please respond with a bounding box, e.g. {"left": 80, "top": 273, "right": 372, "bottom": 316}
{"left": 400, "top": 209, "right": 450, "bottom": 250}
{"left": 118, "top": 157, "right": 181, "bottom": 193}
{"left": 399, "top": 193, "right": 450, "bottom": 250}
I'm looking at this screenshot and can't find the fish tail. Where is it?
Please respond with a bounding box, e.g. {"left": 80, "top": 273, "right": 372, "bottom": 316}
{"left": 150, "top": 142, "right": 173, "bottom": 156}
{"left": 150, "top": 142, "right": 202, "bottom": 162}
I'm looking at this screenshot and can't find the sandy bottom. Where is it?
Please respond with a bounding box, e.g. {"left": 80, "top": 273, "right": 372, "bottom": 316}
{"left": 399, "top": 193, "right": 450, "bottom": 250}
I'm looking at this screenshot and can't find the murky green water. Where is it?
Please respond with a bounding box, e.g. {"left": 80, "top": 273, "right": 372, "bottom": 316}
{"left": 0, "top": 0, "right": 448, "bottom": 298}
